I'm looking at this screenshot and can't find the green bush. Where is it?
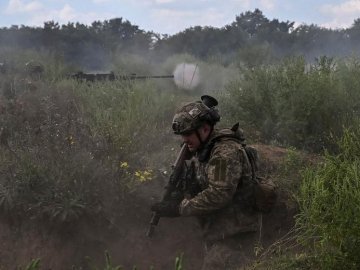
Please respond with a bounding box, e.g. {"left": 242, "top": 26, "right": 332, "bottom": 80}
{"left": 0, "top": 47, "right": 68, "bottom": 81}
{"left": 72, "top": 78, "right": 177, "bottom": 156}
{"left": 296, "top": 126, "right": 360, "bottom": 269}
{"left": 0, "top": 57, "right": 180, "bottom": 224}
{"left": 0, "top": 81, "right": 115, "bottom": 222}
{"left": 220, "top": 56, "right": 360, "bottom": 152}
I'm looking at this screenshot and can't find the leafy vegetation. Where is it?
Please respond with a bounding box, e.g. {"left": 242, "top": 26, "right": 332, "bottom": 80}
{"left": 220, "top": 56, "right": 360, "bottom": 152}
{"left": 0, "top": 52, "right": 182, "bottom": 227}
{"left": 17, "top": 252, "right": 184, "bottom": 270}
{"left": 2, "top": 9, "right": 360, "bottom": 68}
{"left": 296, "top": 126, "right": 360, "bottom": 269}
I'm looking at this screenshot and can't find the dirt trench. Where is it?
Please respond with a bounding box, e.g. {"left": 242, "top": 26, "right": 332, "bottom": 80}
{"left": 0, "top": 144, "right": 299, "bottom": 269}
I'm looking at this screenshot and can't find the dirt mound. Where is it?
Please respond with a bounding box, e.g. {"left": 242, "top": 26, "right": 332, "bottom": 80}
{"left": 0, "top": 144, "right": 309, "bottom": 269}
{"left": 254, "top": 143, "right": 288, "bottom": 172}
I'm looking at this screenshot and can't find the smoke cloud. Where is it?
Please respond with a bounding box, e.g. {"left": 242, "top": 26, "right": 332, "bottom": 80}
{"left": 173, "top": 63, "right": 200, "bottom": 90}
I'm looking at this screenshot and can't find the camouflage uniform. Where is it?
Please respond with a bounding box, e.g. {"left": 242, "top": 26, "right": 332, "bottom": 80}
{"left": 179, "top": 129, "right": 260, "bottom": 270}
{"left": 157, "top": 96, "right": 261, "bottom": 269}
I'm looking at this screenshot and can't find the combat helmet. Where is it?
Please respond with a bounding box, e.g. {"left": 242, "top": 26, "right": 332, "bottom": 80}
{"left": 172, "top": 95, "right": 220, "bottom": 135}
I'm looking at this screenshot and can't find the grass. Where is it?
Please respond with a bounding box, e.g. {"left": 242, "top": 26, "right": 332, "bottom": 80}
{"left": 219, "top": 56, "right": 360, "bottom": 152}
{"left": 3, "top": 48, "right": 360, "bottom": 269}
{"left": 295, "top": 127, "right": 360, "bottom": 269}
{"left": 15, "top": 252, "right": 184, "bottom": 270}
{"left": 0, "top": 56, "right": 181, "bottom": 225}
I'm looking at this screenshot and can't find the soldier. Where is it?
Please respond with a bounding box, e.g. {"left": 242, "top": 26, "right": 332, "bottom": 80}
{"left": 151, "top": 96, "right": 260, "bottom": 270}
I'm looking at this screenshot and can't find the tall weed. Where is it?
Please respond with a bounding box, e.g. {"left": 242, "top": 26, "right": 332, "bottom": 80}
{"left": 296, "top": 126, "right": 360, "bottom": 269}
{"left": 72, "top": 79, "right": 177, "bottom": 157}
{"left": 0, "top": 50, "right": 187, "bottom": 225}
{"left": 221, "top": 56, "right": 360, "bottom": 152}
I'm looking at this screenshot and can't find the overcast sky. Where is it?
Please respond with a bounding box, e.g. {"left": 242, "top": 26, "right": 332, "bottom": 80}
{"left": 1, "top": 0, "right": 360, "bottom": 34}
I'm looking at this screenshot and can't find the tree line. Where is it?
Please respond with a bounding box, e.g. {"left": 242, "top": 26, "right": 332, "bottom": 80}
{"left": 2, "top": 9, "right": 360, "bottom": 67}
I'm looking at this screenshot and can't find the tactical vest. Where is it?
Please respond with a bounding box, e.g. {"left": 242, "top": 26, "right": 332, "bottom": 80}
{"left": 198, "top": 123, "right": 277, "bottom": 213}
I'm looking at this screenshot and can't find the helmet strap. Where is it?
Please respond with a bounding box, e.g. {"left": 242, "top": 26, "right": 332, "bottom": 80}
{"left": 195, "top": 129, "right": 203, "bottom": 146}
{"left": 195, "top": 124, "right": 214, "bottom": 150}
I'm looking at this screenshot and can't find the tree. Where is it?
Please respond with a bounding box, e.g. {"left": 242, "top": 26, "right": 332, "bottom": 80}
{"left": 232, "top": 9, "right": 269, "bottom": 37}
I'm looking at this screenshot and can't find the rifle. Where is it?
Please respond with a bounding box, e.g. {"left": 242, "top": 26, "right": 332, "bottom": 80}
{"left": 146, "top": 143, "right": 191, "bottom": 237}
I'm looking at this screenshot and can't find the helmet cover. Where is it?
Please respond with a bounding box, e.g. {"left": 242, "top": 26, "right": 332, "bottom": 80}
{"left": 172, "top": 101, "right": 212, "bottom": 135}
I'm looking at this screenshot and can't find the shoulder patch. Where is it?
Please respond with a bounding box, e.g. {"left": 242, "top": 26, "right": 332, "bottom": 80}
{"left": 209, "top": 158, "right": 227, "bottom": 182}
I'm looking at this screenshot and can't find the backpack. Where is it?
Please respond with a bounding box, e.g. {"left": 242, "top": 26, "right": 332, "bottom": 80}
{"left": 205, "top": 123, "right": 278, "bottom": 213}
{"left": 244, "top": 145, "right": 277, "bottom": 213}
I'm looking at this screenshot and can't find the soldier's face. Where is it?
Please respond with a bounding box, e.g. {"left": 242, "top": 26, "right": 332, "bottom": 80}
{"left": 181, "top": 124, "right": 211, "bottom": 152}
{"left": 181, "top": 132, "right": 201, "bottom": 152}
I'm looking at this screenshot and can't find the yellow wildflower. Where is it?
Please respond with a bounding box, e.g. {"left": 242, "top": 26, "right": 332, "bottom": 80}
{"left": 143, "top": 170, "right": 152, "bottom": 177}
{"left": 67, "top": 135, "right": 75, "bottom": 145}
{"left": 134, "top": 170, "right": 153, "bottom": 182}
{"left": 120, "top": 162, "right": 129, "bottom": 168}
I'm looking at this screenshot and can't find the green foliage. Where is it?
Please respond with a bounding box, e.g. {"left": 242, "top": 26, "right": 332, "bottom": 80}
{"left": 221, "top": 56, "right": 360, "bottom": 152}
{"left": 86, "top": 251, "right": 123, "bottom": 270}
{"left": 251, "top": 253, "right": 318, "bottom": 270}
{"left": 0, "top": 53, "right": 179, "bottom": 225}
{"left": 275, "top": 147, "right": 311, "bottom": 197}
{"left": 18, "top": 253, "right": 183, "bottom": 270}
{"left": 296, "top": 126, "right": 360, "bottom": 269}
{"left": 24, "top": 259, "right": 41, "bottom": 270}
{"left": 280, "top": 147, "right": 303, "bottom": 175}
{"left": 73, "top": 78, "right": 177, "bottom": 156}
{"left": 236, "top": 43, "right": 275, "bottom": 68}
{"left": 1, "top": 8, "right": 360, "bottom": 67}
{"left": 0, "top": 18, "right": 153, "bottom": 68}
{"left": 0, "top": 85, "right": 109, "bottom": 222}
{"left": 0, "top": 47, "right": 67, "bottom": 81}
{"left": 17, "top": 259, "right": 41, "bottom": 270}
{"left": 174, "top": 254, "right": 183, "bottom": 270}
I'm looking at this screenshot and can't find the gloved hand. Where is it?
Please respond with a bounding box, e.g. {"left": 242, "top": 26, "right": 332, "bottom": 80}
{"left": 150, "top": 199, "right": 181, "bottom": 217}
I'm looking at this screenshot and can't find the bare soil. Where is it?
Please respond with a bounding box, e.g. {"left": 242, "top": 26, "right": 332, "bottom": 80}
{"left": 0, "top": 144, "right": 305, "bottom": 269}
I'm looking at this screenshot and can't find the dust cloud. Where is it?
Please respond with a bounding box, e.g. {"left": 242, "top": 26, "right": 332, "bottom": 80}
{"left": 173, "top": 63, "right": 200, "bottom": 90}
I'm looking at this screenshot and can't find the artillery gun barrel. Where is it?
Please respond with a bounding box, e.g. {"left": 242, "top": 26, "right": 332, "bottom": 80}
{"left": 123, "top": 75, "right": 174, "bottom": 79}
{"left": 69, "top": 72, "right": 174, "bottom": 82}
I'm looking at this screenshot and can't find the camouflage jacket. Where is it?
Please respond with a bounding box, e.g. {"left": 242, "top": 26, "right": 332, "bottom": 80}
{"left": 179, "top": 129, "right": 259, "bottom": 241}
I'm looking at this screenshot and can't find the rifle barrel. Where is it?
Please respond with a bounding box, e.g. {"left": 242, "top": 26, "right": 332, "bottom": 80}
{"left": 146, "top": 143, "right": 190, "bottom": 237}
{"left": 146, "top": 212, "right": 160, "bottom": 237}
